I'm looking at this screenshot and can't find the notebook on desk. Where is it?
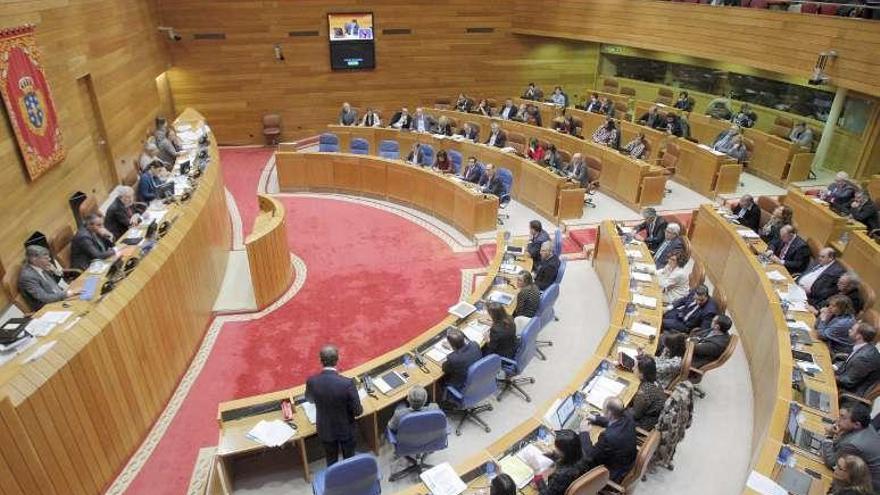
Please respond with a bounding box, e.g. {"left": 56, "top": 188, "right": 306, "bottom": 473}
{"left": 777, "top": 466, "right": 814, "bottom": 495}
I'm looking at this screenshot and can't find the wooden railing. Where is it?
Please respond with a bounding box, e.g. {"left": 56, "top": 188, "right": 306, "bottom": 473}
{"left": 245, "top": 195, "right": 294, "bottom": 310}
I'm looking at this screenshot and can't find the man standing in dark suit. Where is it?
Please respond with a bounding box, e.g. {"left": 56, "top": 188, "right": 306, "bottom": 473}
{"left": 485, "top": 122, "right": 507, "bottom": 148}
{"left": 71, "top": 214, "right": 117, "bottom": 271}
{"left": 305, "top": 345, "right": 363, "bottom": 467}
{"left": 105, "top": 186, "right": 144, "bottom": 240}
{"left": 661, "top": 285, "right": 718, "bottom": 335}
{"left": 798, "top": 247, "right": 845, "bottom": 307}
{"left": 442, "top": 329, "right": 481, "bottom": 390}
{"left": 653, "top": 223, "right": 685, "bottom": 269}
{"left": 634, "top": 208, "right": 667, "bottom": 252}
{"left": 527, "top": 220, "right": 550, "bottom": 266}
{"left": 768, "top": 225, "right": 811, "bottom": 275}
{"left": 580, "top": 398, "right": 637, "bottom": 483}
{"left": 835, "top": 323, "right": 880, "bottom": 398}
{"left": 533, "top": 241, "right": 560, "bottom": 291}
{"left": 732, "top": 194, "right": 761, "bottom": 232}
{"left": 18, "top": 245, "right": 78, "bottom": 311}
{"left": 690, "top": 315, "right": 732, "bottom": 369}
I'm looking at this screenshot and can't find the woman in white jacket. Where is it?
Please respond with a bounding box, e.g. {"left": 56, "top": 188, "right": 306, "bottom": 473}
{"left": 657, "top": 251, "right": 689, "bottom": 304}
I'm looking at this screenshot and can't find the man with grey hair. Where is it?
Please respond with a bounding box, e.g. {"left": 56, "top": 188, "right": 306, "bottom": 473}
{"left": 71, "top": 214, "right": 117, "bottom": 271}
{"left": 822, "top": 171, "right": 857, "bottom": 214}
{"left": 634, "top": 207, "right": 668, "bottom": 252}
{"left": 19, "top": 245, "right": 79, "bottom": 311}
{"left": 305, "top": 345, "right": 363, "bottom": 466}
{"left": 533, "top": 240, "right": 560, "bottom": 291}
{"left": 580, "top": 396, "right": 638, "bottom": 483}
{"left": 387, "top": 385, "right": 440, "bottom": 433}
{"left": 798, "top": 247, "right": 845, "bottom": 307}
{"left": 653, "top": 223, "right": 684, "bottom": 268}
{"left": 138, "top": 139, "right": 161, "bottom": 171}
{"left": 105, "top": 186, "right": 144, "bottom": 239}
{"left": 732, "top": 194, "right": 760, "bottom": 232}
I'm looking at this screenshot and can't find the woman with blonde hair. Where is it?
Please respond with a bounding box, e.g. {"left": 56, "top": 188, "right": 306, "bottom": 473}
{"left": 830, "top": 454, "right": 874, "bottom": 494}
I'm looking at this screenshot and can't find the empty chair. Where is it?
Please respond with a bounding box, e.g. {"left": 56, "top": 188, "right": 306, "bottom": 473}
{"left": 565, "top": 466, "right": 610, "bottom": 495}
{"left": 1, "top": 262, "right": 34, "bottom": 315}
{"left": 750, "top": 0, "right": 768, "bottom": 8}
{"left": 619, "top": 87, "right": 636, "bottom": 98}
{"left": 688, "top": 258, "right": 705, "bottom": 290}
{"left": 801, "top": 2, "right": 818, "bottom": 13}
{"left": 819, "top": 3, "right": 838, "bottom": 14}
{"left": 311, "top": 453, "right": 381, "bottom": 495}
{"left": 538, "top": 283, "right": 561, "bottom": 328}
{"left": 78, "top": 195, "right": 98, "bottom": 221}
{"left": 319, "top": 133, "right": 340, "bottom": 152}
{"left": 656, "top": 88, "right": 674, "bottom": 106}
{"left": 262, "top": 113, "right": 282, "bottom": 145}
{"left": 602, "top": 78, "right": 619, "bottom": 94}
{"left": 497, "top": 316, "right": 539, "bottom": 402}
{"left": 507, "top": 132, "right": 526, "bottom": 154}
{"left": 378, "top": 140, "right": 400, "bottom": 160}
{"left": 496, "top": 168, "right": 514, "bottom": 224}
{"left": 553, "top": 229, "right": 563, "bottom": 257}
{"left": 434, "top": 97, "right": 452, "bottom": 109}
{"left": 418, "top": 144, "right": 435, "bottom": 167}
{"left": 514, "top": 315, "right": 531, "bottom": 338}
{"left": 122, "top": 166, "right": 139, "bottom": 188}
{"left": 445, "top": 354, "right": 501, "bottom": 435}
{"left": 350, "top": 138, "right": 369, "bottom": 155}
{"left": 448, "top": 150, "right": 463, "bottom": 174}
{"left": 386, "top": 409, "right": 448, "bottom": 482}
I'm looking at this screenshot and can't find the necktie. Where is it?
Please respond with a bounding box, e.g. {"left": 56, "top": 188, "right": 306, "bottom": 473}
{"left": 780, "top": 240, "right": 791, "bottom": 259}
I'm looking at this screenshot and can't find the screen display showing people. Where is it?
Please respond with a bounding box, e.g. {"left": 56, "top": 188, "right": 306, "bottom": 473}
{"left": 328, "top": 13, "right": 376, "bottom": 70}
{"left": 328, "top": 13, "right": 374, "bottom": 40}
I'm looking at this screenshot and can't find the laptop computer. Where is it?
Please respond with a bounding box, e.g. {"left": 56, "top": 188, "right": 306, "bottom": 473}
{"left": 784, "top": 403, "right": 822, "bottom": 456}
{"left": 156, "top": 181, "right": 175, "bottom": 200}
{"left": 777, "top": 466, "right": 814, "bottom": 495}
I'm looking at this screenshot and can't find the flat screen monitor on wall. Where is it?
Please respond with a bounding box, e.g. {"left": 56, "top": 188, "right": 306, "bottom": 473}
{"left": 328, "top": 13, "right": 375, "bottom": 70}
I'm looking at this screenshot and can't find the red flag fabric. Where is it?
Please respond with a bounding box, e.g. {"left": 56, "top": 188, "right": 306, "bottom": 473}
{"left": 0, "top": 25, "right": 64, "bottom": 181}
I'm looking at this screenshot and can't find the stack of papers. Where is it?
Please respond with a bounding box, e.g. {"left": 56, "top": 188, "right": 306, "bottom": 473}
{"left": 746, "top": 471, "right": 787, "bottom": 495}
{"left": 632, "top": 262, "right": 655, "bottom": 274}
{"left": 796, "top": 361, "right": 823, "bottom": 374}
{"left": 487, "top": 291, "right": 514, "bottom": 305}
{"left": 632, "top": 294, "right": 657, "bottom": 309}
{"left": 624, "top": 249, "right": 643, "bottom": 259}
{"left": 500, "top": 263, "right": 523, "bottom": 275}
{"left": 426, "top": 340, "right": 454, "bottom": 363}
{"left": 630, "top": 321, "right": 658, "bottom": 338}
{"left": 462, "top": 321, "right": 490, "bottom": 345}
{"left": 584, "top": 376, "right": 627, "bottom": 408}
{"left": 420, "top": 463, "right": 466, "bottom": 495}
{"left": 246, "top": 420, "right": 296, "bottom": 447}
{"left": 630, "top": 272, "right": 652, "bottom": 283}
{"left": 0, "top": 337, "right": 36, "bottom": 366}
{"left": 737, "top": 229, "right": 760, "bottom": 239}
{"left": 766, "top": 270, "right": 788, "bottom": 282}
{"left": 25, "top": 311, "right": 73, "bottom": 337}
{"left": 498, "top": 455, "right": 535, "bottom": 489}
{"left": 517, "top": 444, "right": 554, "bottom": 474}
{"left": 302, "top": 402, "right": 317, "bottom": 424}
{"left": 448, "top": 301, "right": 477, "bottom": 319}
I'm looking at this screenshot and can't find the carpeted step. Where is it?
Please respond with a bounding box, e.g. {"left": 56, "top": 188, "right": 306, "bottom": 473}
{"left": 568, "top": 228, "right": 598, "bottom": 249}
{"left": 477, "top": 243, "right": 497, "bottom": 265}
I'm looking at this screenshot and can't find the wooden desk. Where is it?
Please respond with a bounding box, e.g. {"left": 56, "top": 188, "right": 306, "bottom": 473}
{"left": 275, "top": 150, "right": 498, "bottom": 239}
{"left": 675, "top": 138, "right": 741, "bottom": 198}
{"left": 0, "top": 108, "right": 231, "bottom": 495}
{"left": 689, "top": 205, "right": 835, "bottom": 492}
{"left": 324, "top": 125, "right": 585, "bottom": 222}
{"left": 425, "top": 109, "right": 666, "bottom": 210}
{"left": 841, "top": 231, "right": 880, "bottom": 311}
{"left": 782, "top": 188, "right": 865, "bottom": 252}
{"left": 568, "top": 107, "right": 665, "bottom": 162}
{"left": 245, "top": 194, "right": 294, "bottom": 310}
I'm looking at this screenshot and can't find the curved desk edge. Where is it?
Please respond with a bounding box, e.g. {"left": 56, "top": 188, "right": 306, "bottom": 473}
{"left": 245, "top": 194, "right": 294, "bottom": 310}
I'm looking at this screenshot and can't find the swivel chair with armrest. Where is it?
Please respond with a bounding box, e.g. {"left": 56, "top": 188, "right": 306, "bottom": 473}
{"left": 497, "top": 316, "right": 540, "bottom": 402}
{"left": 311, "top": 453, "right": 381, "bottom": 495}
{"left": 386, "top": 409, "right": 449, "bottom": 482}
{"left": 444, "top": 354, "right": 501, "bottom": 435}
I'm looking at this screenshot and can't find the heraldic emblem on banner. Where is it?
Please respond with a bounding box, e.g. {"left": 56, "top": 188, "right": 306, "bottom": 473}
{"left": 0, "top": 25, "right": 64, "bottom": 181}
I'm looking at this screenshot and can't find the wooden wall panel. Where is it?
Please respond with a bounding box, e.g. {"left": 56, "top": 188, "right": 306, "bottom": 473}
{"left": 158, "top": 0, "right": 599, "bottom": 144}
{"left": 511, "top": 0, "right": 880, "bottom": 98}
{"left": 0, "top": 1, "right": 170, "bottom": 293}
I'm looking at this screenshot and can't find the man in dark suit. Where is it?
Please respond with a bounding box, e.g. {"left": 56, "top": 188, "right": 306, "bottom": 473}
{"left": 582, "top": 93, "right": 601, "bottom": 113}
{"left": 690, "top": 315, "right": 732, "bottom": 369}
{"left": 798, "top": 247, "right": 846, "bottom": 307}
{"left": 137, "top": 161, "right": 165, "bottom": 203}
{"left": 481, "top": 165, "right": 506, "bottom": 197}
{"left": 460, "top": 156, "right": 484, "bottom": 184}
{"left": 105, "top": 186, "right": 144, "bottom": 240}
{"left": 71, "top": 214, "right": 117, "bottom": 271}
{"left": 527, "top": 220, "right": 550, "bottom": 266}
{"left": 849, "top": 189, "right": 879, "bottom": 232}
{"left": 411, "top": 107, "right": 435, "bottom": 133}
{"left": 768, "top": 225, "right": 811, "bottom": 275}
{"left": 731, "top": 194, "right": 761, "bottom": 232}
{"left": 637, "top": 106, "right": 665, "bottom": 130}
{"left": 819, "top": 403, "right": 880, "bottom": 493}
{"left": 822, "top": 172, "right": 857, "bottom": 215}
{"left": 389, "top": 107, "right": 413, "bottom": 130}
{"left": 18, "top": 245, "right": 78, "bottom": 311}
{"left": 565, "top": 153, "right": 589, "bottom": 189}
{"left": 653, "top": 223, "right": 685, "bottom": 268}
{"left": 634, "top": 208, "right": 667, "bottom": 252}
{"left": 661, "top": 285, "right": 718, "bottom": 335}
{"left": 533, "top": 241, "right": 560, "bottom": 291}
{"left": 305, "top": 345, "right": 363, "bottom": 467}
{"left": 485, "top": 122, "right": 507, "bottom": 148}
{"left": 499, "top": 99, "right": 518, "bottom": 120}
{"left": 580, "top": 398, "right": 637, "bottom": 483}
{"left": 835, "top": 323, "right": 880, "bottom": 397}
{"left": 442, "top": 329, "right": 481, "bottom": 391}
{"left": 458, "top": 122, "right": 479, "bottom": 141}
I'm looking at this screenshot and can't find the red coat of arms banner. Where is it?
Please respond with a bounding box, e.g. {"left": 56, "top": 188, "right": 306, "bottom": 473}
{"left": 0, "top": 25, "right": 64, "bottom": 181}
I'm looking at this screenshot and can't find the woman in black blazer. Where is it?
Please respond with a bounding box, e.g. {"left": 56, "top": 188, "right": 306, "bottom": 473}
{"left": 484, "top": 302, "right": 518, "bottom": 360}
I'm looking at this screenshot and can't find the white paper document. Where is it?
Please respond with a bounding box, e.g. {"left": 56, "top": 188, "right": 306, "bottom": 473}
{"left": 420, "top": 462, "right": 466, "bottom": 495}
{"left": 584, "top": 376, "right": 627, "bottom": 408}
{"left": 630, "top": 272, "right": 652, "bottom": 283}
{"left": 41, "top": 311, "right": 73, "bottom": 324}
{"left": 448, "top": 301, "right": 477, "bottom": 319}
{"left": 301, "top": 401, "right": 317, "bottom": 424}
{"left": 746, "top": 471, "right": 787, "bottom": 495}
{"left": 629, "top": 321, "right": 658, "bottom": 338}
{"left": 787, "top": 320, "right": 811, "bottom": 332}
{"left": 632, "top": 294, "right": 657, "bottom": 309}
{"left": 796, "top": 361, "right": 823, "bottom": 374}
{"left": 737, "top": 229, "right": 760, "bottom": 239}
{"left": 500, "top": 263, "right": 523, "bottom": 275}
{"left": 246, "top": 420, "right": 296, "bottom": 447}
{"left": 498, "top": 454, "right": 535, "bottom": 489}
{"left": 462, "top": 321, "right": 490, "bottom": 345}
{"left": 632, "top": 262, "right": 655, "bottom": 274}
{"left": 624, "top": 249, "right": 643, "bottom": 259}
{"left": 517, "top": 444, "right": 554, "bottom": 473}
{"left": 426, "top": 343, "right": 453, "bottom": 363}
{"left": 487, "top": 291, "right": 514, "bottom": 305}
{"left": 25, "top": 319, "right": 56, "bottom": 337}
{"left": 766, "top": 270, "right": 788, "bottom": 282}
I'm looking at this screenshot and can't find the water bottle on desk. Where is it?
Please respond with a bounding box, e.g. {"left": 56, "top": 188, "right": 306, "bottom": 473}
{"left": 485, "top": 460, "right": 497, "bottom": 481}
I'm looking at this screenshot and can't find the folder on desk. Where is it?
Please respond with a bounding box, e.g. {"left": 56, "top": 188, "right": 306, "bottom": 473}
{"left": 632, "top": 294, "right": 657, "bottom": 309}
{"left": 630, "top": 272, "right": 652, "bottom": 283}
{"left": 420, "top": 462, "right": 466, "bottom": 495}
{"left": 487, "top": 291, "right": 514, "bottom": 305}
{"left": 624, "top": 249, "right": 643, "bottom": 259}
{"left": 497, "top": 454, "right": 534, "bottom": 489}
{"left": 448, "top": 301, "right": 476, "bottom": 319}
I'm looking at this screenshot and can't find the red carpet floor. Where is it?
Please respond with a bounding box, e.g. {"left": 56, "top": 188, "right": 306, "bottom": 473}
{"left": 219, "top": 147, "right": 275, "bottom": 236}
{"left": 124, "top": 156, "right": 483, "bottom": 494}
